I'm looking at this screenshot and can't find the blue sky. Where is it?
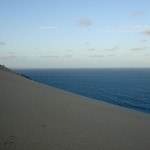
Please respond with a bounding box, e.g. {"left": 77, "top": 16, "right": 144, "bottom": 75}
{"left": 0, "top": 0, "right": 150, "bottom": 68}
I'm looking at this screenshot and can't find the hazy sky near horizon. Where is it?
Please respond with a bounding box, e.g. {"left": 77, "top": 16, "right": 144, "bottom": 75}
{"left": 0, "top": 0, "right": 150, "bottom": 68}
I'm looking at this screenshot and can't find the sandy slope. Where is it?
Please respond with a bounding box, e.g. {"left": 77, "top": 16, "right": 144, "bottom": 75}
{"left": 0, "top": 66, "right": 150, "bottom": 150}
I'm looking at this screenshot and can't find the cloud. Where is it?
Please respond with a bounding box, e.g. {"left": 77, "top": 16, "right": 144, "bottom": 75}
{"left": 139, "top": 40, "right": 147, "bottom": 43}
{"left": 85, "top": 41, "right": 90, "bottom": 45}
{"left": 108, "top": 54, "right": 116, "bottom": 57}
{"left": 79, "top": 18, "right": 92, "bottom": 27}
{"left": 0, "top": 56, "right": 17, "bottom": 59}
{"left": 142, "top": 28, "right": 150, "bottom": 35}
{"left": 64, "top": 55, "right": 72, "bottom": 58}
{"left": 66, "top": 49, "right": 73, "bottom": 52}
{"left": 40, "top": 26, "right": 60, "bottom": 30}
{"left": 132, "top": 11, "right": 143, "bottom": 17}
{"left": 0, "top": 41, "right": 5, "bottom": 46}
{"left": 8, "top": 51, "right": 14, "bottom": 55}
{"left": 90, "top": 55, "right": 104, "bottom": 58}
{"left": 88, "top": 48, "right": 96, "bottom": 51}
{"left": 105, "top": 46, "right": 119, "bottom": 51}
{"left": 34, "top": 47, "right": 43, "bottom": 50}
{"left": 131, "top": 47, "right": 148, "bottom": 51}
{"left": 0, "top": 55, "right": 19, "bottom": 59}
{"left": 41, "top": 55, "right": 59, "bottom": 58}
{"left": 102, "top": 25, "right": 150, "bottom": 33}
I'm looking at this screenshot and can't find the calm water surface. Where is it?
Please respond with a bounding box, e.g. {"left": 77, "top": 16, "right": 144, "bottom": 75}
{"left": 15, "top": 68, "right": 150, "bottom": 114}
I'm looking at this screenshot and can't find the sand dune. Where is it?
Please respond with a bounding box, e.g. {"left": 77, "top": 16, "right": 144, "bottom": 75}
{"left": 0, "top": 65, "right": 150, "bottom": 150}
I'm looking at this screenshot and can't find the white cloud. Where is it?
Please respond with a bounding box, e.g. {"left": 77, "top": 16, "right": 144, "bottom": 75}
{"left": 102, "top": 25, "right": 150, "bottom": 33}
{"left": 0, "top": 55, "right": 17, "bottom": 59}
{"left": 85, "top": 41, "right": 90, "bottom": 45}
{"left": 90, "top": 55, "right": 104, "bottom": 58}
{"left": 79, "top": 18, "right": 92, "bottom": 27}
{"left": 139, "top": 40, "right": 147, "bottom": 43}
{"left": 88, "top": 48, "right": 96, "bottom": 51}
{"left": 131, "top": 47, "right": 148, "bottom": 51}
{"left": 41, "top": 55, "right": 60, "bottom": 58}
{"left": 64, "top": 55, "right": 72, "bottom": 58}
{"left": 66, "top": 49, "right": 73, "bottom": 52}
{"left": 8, "top": 52, "right": 14, "bottom": 55}
{"left": 132, "top": 11, "right": 143, "bottom": 17}
{"left": 108, "top": 54, "right": 116, "bottom": 57}
{"left": 0, "top": 55, "right": 25, "bottom": 59}
{"left": 105, "top": 46, "right": 119, "bottom": 51}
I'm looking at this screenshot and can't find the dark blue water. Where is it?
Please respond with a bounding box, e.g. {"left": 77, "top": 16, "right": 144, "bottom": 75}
{"left": 14, "top": 68, "right": 150, "bottom": 114}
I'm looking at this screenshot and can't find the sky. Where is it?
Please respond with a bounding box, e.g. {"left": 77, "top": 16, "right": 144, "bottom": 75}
{"left": 0, "top": 0, "right": 150, "bottom": 68}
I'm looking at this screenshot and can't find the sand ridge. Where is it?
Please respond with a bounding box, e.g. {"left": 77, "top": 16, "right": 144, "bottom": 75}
{"left": 0, "top": 66, "right": 150, "bottom": 150}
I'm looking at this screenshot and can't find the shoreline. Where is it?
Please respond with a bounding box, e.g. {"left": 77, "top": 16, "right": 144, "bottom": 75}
{"left": 0, "top": 65, "right": 150, "bottom": 150}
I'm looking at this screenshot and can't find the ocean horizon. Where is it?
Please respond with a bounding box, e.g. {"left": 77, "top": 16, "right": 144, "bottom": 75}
{"left": 14, "top": 68, "right": 150, "bottom": 114}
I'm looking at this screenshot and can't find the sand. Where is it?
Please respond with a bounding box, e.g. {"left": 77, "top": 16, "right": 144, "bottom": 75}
{"left": 0, "top": 65, "right": 150, "bottom": 150}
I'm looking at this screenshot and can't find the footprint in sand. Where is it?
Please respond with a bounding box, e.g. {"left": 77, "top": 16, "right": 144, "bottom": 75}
{"left": 41, "top": 124, "right": 46, "bottom": 128}
{"left": 4, "top": 136, "right": 16, "bottom": 145}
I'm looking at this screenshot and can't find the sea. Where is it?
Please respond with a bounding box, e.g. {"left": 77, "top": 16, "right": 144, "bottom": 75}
{"left": 14, "top": 68, "right": 150, "bottom": 114}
